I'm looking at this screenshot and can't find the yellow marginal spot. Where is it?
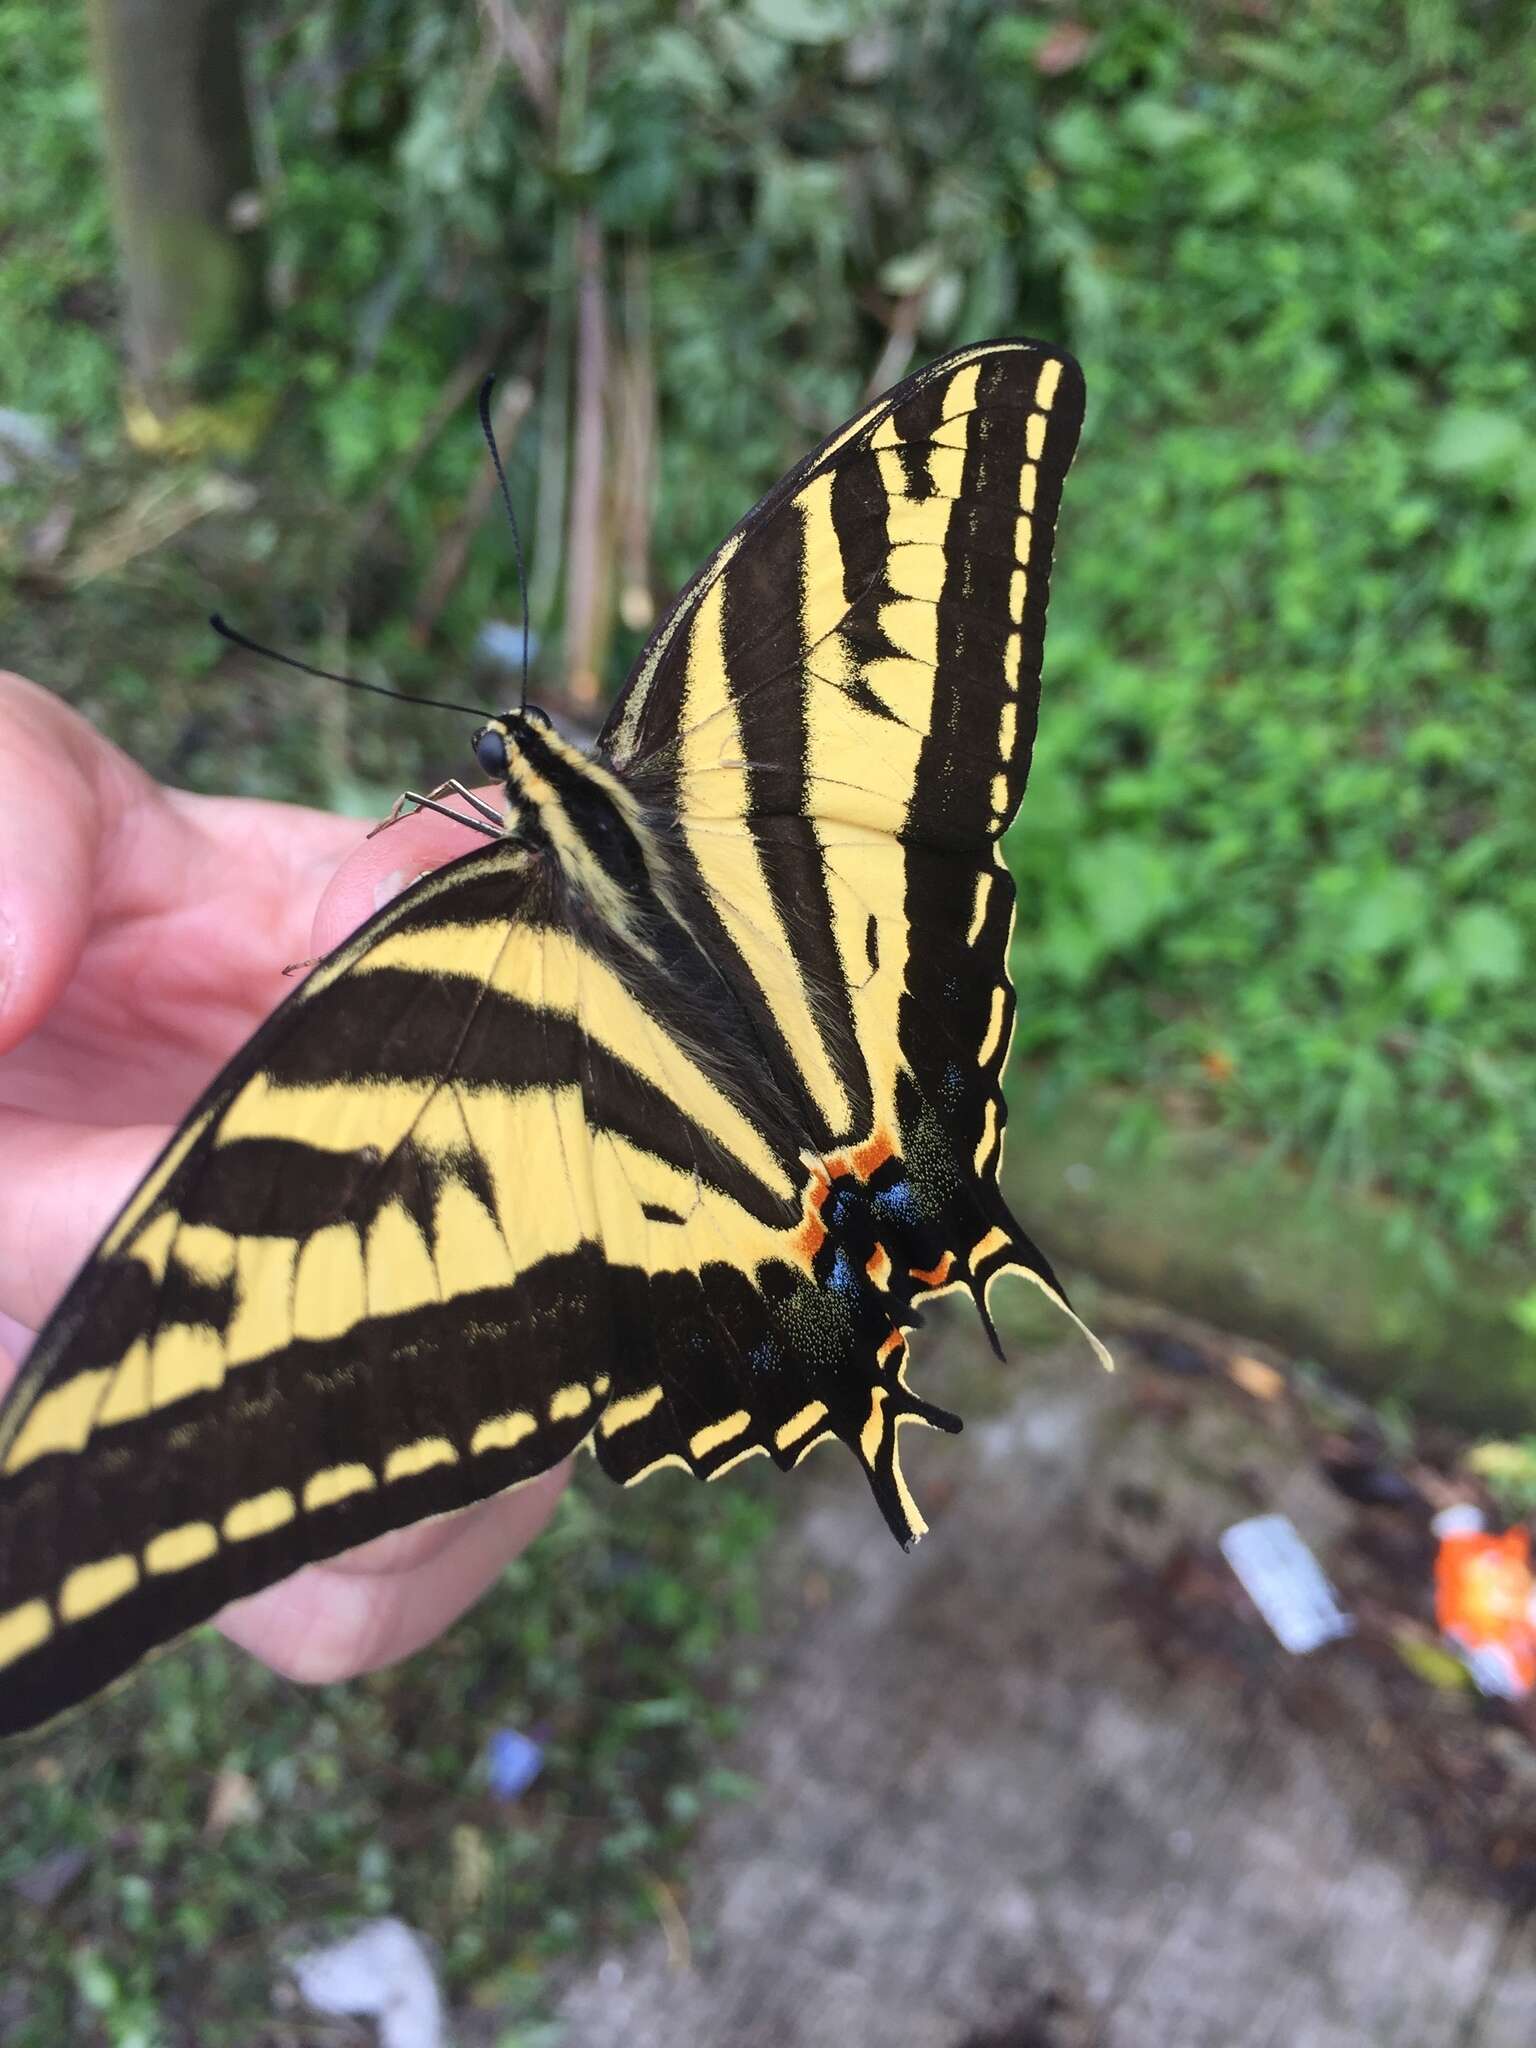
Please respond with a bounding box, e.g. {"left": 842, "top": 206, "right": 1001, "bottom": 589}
{"left": 59, "top": 1553, "right": 138, "bottom": 1623}
{"left": 978, "top": 984, "right": 1008, "bottom": 1067}
{"left": 1036, "top": 358, "right": 1063, "bottom": 411}
{"left": 971, "top": 1224, "right": 1012, "bottom": 1267}
{"left": 998, "top": 701, "right": 1017, "bottom": 762}
{"left": 303, "top": 1463, "right": 376, "bottom": 1512}
{"left": 550, "top": 1383, "right": 593, "bottom": 1424}
{"left": 775, "top": 1400, "right": 828, "bottom": 1451}
{"left": 293, "top": 1223, "right": 368, "bottom": 1344}
{"left": 1014, "top": 512, "right": 1034, "bottom": 563}
{"left": 1004, "top": 632, "right": 1022, "bottom": 691}
{"left": 974, "top": 1097, "right": 999, "bottom": 1175}
{"left": 594, "top": 1374, "right": 612, "bottom": 1397}
{"left": 0, "top": 1599, "right": 51, "bottom": 1666}
{"left": 860, "top": 1384, "right": 889, "bottom": 1470}
{"left": 600, "top": 1383, "right": 664, "bottom": 1437}
{"left": 144, "top": 1521, "right": 219, "bottom": 1575}
{"left": 990, "top": 771, "right": 1010, "bottom": 817}
{"left": 966, "top": 872, "right": 992, "bottom": 947}
{"left": 1019, "top": 464, "right": 1037, "bottom": 514}
{"left": 224, "top": 1488, "right": 296, "bottom": 1543}
{"left": 3, "top": 1368, "right": 112, "bottom": 1474}
{"left": 1026, "top": 413, "right": 1046, "bottom": 461}
{"left": 471, "top": 1410, "right": 538, "bottom": 1455}
{"left": 1009, "top": 568, "right": 1027, "bottom": 623}
{"left": 689, "top": 1409, "right": 752, "bottom": 1462}
{"left": 383, "top": 1438, "right": 458, "bottom": 1483}
{"left": 366, "top": 1203, "right": 440, "bottom": 1319}
{"left": 625, "top": 1452, "right": 692, "bottom": 1487}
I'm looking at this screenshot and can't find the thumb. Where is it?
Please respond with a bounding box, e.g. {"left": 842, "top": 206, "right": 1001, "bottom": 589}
{"left": 308, "top": 799, "right": 499, "bottom": 954}
{"left": 0, "top": 675, "right": 108, "bottom": 1056}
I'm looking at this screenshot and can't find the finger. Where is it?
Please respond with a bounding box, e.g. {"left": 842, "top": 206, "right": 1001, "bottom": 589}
{"left": 0, "top": 674, "right": 118, "bottom": 1055}
{"left": 0, "top": 1314, "right": 33, "bottom": 1390}
{"left": 310, "top": 798, "right": 502, "bottom": 954}
{"left": 216, "top": 1464, "right": 570, "bottom": 1684}
{"left": 0, "top": 1107, "right": 158, "bottom": 1329}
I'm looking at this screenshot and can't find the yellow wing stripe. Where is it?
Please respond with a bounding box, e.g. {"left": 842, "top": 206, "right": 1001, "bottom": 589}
{"left": 689, "top": 1409, "right": 752, "bottom": 1461}
{"left": 303, "top": 1464, "right": 376, "bottom": 1512}
{"left": 775, "top": 1400, "right": 828, "bottom": 1451}
{"left": 471, "top": 1410, "right": 538, "bottom": 1455}
{"left": 223, "top": 1488, "right": 296, "bottom": 1543}
{"left": 383, "top": 1438, "right": 457, "bottom": 1483}
{"left": 600, "top": 1384, "right": 664, "bottom": 1436}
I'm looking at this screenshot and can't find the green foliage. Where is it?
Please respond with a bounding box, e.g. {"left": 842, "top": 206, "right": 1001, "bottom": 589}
{"left": 1004, "top": 3, "right": 1536, "bottom": 1255}
{"left": 0, "top": 1467, "right": 774, "bottom": 2046}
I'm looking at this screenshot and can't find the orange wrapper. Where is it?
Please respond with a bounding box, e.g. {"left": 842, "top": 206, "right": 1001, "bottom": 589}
{"left": 1433, "top": 1507, "right": 1536, "bottom": 1699}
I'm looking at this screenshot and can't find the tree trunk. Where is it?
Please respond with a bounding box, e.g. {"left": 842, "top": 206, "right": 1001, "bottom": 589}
{"left": 87, "top": 0, "right": 267, "bottom": 420}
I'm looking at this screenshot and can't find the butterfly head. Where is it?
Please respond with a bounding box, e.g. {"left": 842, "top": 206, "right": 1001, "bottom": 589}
{"left": 472, "top": 706, "right": 553, "bottom": 782}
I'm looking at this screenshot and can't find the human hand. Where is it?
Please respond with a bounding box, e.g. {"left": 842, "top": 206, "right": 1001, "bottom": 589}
{"left": 0, "top": 670, "right": 567, "bottom": 1689}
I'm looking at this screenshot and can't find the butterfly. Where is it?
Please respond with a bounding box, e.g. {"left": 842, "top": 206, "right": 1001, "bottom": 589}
{"left": 0, "top": 337, "right": 1105, "bottom": 1736}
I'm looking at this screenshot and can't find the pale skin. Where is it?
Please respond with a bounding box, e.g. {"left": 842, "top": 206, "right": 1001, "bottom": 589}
{"left": 0, "top": 670, "right": 568, "bottom": 1688}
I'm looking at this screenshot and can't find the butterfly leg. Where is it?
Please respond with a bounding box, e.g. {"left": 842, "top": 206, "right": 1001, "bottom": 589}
{"left": 369, "top": 780, "right": 504, "bottom": 841}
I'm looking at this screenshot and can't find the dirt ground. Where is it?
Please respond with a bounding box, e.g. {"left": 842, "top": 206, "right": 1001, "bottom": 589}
{"left": 545, "top": 1305, "right": 1536, "bottom": 2048}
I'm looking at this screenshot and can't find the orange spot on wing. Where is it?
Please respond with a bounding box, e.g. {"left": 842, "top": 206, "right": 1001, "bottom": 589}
{"left": 866, "top": 1243, "right": 892, "bottom": 1289}
{"left": 909, "top": 1250, "right": 954, "bottom": 1289}
{"left": 877, "top": 1329, "right": 904, "bottom": 1367}
{"left": 852, "top": 1129, "right": 895, "bottom": 1179}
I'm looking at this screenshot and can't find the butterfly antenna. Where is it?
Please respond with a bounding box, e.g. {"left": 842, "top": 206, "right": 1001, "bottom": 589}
{"left": 478, "top": 374, "right": 531, "bottom": 714}
{"left": 209, "top": 615, "right": 486, "bottom": 719}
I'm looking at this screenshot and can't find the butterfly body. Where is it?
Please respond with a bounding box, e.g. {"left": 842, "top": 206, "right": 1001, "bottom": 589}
{"left": 0, "top": 338, "right": 1102, "bottom": 1735}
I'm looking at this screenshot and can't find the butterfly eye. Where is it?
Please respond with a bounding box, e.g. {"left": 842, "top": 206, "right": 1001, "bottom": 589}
{"left": 475, "top": 728, "right": 509, "bottom": 778}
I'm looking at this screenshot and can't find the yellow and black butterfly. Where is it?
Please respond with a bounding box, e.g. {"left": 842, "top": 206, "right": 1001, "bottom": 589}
{"left": 0, "top": 337, "right": 1105, "bottom": 1736}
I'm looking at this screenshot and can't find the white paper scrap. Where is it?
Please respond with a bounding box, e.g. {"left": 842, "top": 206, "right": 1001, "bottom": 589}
{"left": 1219, "top": 1513, "right": 1355, "bottom": 1655}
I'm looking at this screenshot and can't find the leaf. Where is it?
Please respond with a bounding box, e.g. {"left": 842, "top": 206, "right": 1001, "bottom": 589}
{"left": 1344, "top": 871, "right": 1430, "bottom": 957}
{"left": 1447, "top": 904, "right": 1524, "bottom": 988}
{"left": 1071, "top": 835, "right": 1181, "bottom": 951}
{"left": 744, "top": 0, "right": 851, "bottom": 46}
{"left": 1424, "top": 409, "right": 1529, "bottom": 478}
{"left": 1121, "top": 97, "right": 1208, "bottom": 154}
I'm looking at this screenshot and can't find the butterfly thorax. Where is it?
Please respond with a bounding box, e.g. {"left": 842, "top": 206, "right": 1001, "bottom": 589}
{"left": 474, "top": 712, "right": 670, "bottom": 960}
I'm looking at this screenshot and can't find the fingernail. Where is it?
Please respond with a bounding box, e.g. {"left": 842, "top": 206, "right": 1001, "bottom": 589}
{"left": 372, "top": 871, "right": 409, "bottom": 913}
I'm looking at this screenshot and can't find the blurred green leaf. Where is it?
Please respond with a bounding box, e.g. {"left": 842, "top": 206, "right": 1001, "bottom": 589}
{"left": 1447, "top": 904, "right": 1524, "bottom": 988}
{"left": 1425, "top": 408, "right": 1529, "bottom": 477}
